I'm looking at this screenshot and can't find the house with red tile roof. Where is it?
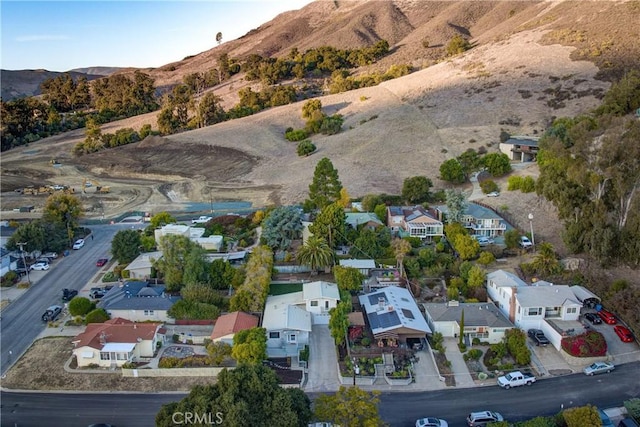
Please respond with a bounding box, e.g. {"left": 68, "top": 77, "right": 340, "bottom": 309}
{"left": 210, "top": 311, "right": 260, "bottom": 345}
{"left": 71, "top": 318, "right": 162, "bottom": 368}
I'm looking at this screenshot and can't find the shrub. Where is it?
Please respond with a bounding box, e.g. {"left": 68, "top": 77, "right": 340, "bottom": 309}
{"left": 285, "top": 128, "right": 308, "bottom": 141}
{"left": 466, "top": 348, "right": 483, "bottom": 361}
{"left": 68, "top": 297, "right": 94, "bottom": 316}
{"left": 102, "top": 271, "right": 118, "bottom": 282}
{"left": 561, "top": 330, "right": 607, "bottom": 357}
{"left": 521, "top": 176, "right": 536, "bottom": 193}
{"left": 296, "top": 140, "right": 316, "bottom": 156}
{"left": 480, "top": 179, "right": 499, "bottom": 194}
{"left": 299, "top": 345, "right": 310, "bottom": 362}
{"left": 431, "top": 332, "right": 445, "bottom": 353}
{"left": 361, "top": 337, "right": 372, "bottom": 347}
{"left": 508, "top": 175, "right": 523, "bottom": 191}
{"left": 84, "top": 308, "right": 110, "bottom": 324}
{"left": 1, "top": 271, "right": 19, "bottom": 287}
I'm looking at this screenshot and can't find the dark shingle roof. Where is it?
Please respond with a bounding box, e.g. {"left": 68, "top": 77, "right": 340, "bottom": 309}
{"left": 99, "top": 281, "right": 180, "bottom": 311}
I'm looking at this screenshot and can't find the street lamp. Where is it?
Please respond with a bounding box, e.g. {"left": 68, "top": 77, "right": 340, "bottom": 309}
{"left": 528, "top": 213, "right": 535, "bottom": 250}
{"left": 352, "top": 357, "right": 360, "bottom": 386}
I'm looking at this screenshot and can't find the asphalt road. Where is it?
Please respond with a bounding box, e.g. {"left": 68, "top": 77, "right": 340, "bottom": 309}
{"left": 1, "top": 361, "right": 639, "bottom": 427}
{"left": 0, "top": 223, "right": 133, "bottom": 376}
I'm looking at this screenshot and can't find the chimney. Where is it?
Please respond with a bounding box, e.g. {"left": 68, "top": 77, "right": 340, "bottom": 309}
{"left": 509, "top": 287, "right": 517, "bottom": 323}
{"left": 378, "top": 297, "right": 386, "bottom": 310}
{"left": 134, "top": 324, "right": 137, "bottom": 329}
{"left": 99, "top": 332, "right": 107, "bottom": 345}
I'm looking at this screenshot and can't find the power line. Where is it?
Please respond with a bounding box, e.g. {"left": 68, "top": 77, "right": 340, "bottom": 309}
{"left": 16, "top": 242, "right": 31, "bottom": 284}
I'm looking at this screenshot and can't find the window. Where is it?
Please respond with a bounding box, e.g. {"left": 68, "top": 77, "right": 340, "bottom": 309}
{"left": 528, "top": 307, "right": 542, "bottom": 316}
{"left": 566, "top": 307, "right": 577, "bottom": 314}
{"left": 288, "top": 334, "right": 297, "bottom": 343}
{"left": 310, "top": 301, "right": 318, "bottom": 307}
{"left": 100, "top": 352, "right": 110, "bottom": 360}
{"left": 325, "top": 300, "right": 329, "bottom": 309}
{"left": 144, "top": 310, "right": 155, "bottom": 316}
{"left": 269, "top": 332, "right": 280, "bottom": 339}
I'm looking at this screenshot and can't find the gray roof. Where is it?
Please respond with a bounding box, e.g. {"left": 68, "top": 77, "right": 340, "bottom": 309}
{"left": 516, "top": 285, "right": 581, "bottom": 308}
{"left": 423, "top": 302, "right": 514, "bottom": 328}
{"left": 435, "top": 203, "right": 502, "bottom": 221}
{"left": 99, "top": 281, "right": 180, "bottom": 311}
{"left": 487, "top": 270, "right": 528, "bottom": 288}
{"left": 503, "top": 137, "right": 539, "bottom": 147}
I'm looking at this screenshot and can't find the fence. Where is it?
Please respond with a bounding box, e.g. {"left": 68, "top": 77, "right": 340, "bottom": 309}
{"left": 122, "top": 367, "right": 229, "bottom": 377}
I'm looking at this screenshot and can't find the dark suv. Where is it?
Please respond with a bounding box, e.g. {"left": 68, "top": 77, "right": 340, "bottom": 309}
{"left": 527, "top": 329, "right": 550, "bottom": 346}
{"left": 42, "top": 305, "right": 63, "bottom": 322}
{"left": 62, "top": 288, "right": 78, "bottom": 301}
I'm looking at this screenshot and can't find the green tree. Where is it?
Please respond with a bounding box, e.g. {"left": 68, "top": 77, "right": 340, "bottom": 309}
{"left": 454, "top": 234, "right": 480, "bottom": 260}
{"left": 332, "top": 265, "right": 365, "bottom": 293}
{"left": 482, "top": 152, "right": 512, "bottom": 177}
{"left": 530, "top": 243, "right": 563, "bottom": 276}
{"left": 457, "top": 149, "right": 482, "bottom": 179}
{"left": 85, "top": 308, "right": 109, "bottom": 324}
{"left": 182, "top": 244, "right": 209, "bottom": 286}
{"left": 392, "top": 237, "right": 412, "bottom": 277}
{"left": 467, "top": 265, "right": 486, "bottom": 289}
{"left": 350, "top": 227, "right": 391, "bottom": 259}
{"left": 231, "top": 327, "right": 267, "bottom": 365}
{"left": 296, "top": 236, "right": 333, "bottom": 274}
{"left": 229, "top": 246, "right": 273, "bottom": 312}
{"left": 374, "top": 203, "right": 388, "bottom": 224}
{"left": 197, "top": 92, "right": 226, "bottom": 127}
{"left": 43, "top": 193, "right": 83, "bottom": 231}
{"left": 180, "top": 283, "right": 226, "bottom": 305}
{"left": 206, "top": 341, "right": 232, "bottom": 365}
{"left": 328, "top": 301, "right": 350, "bottom": 346}
{"left": 208, "top": 258, "right": 238, "bottom": 290}
{"left": 445, "top": 190, "right": 467, "bottom": 224}
{"left": 301, "top": 99, "right": 323, "bottom": 120}
{"left": 111, "top": 229, "right": 142, "bottom": 264}
{"left": 440, "top": 158, "right": 466, "bottom": 183}
{"left": 504, "top": 229, "right": 520, "bottom": 249}
{"left": 477, "top": 251, "right": 495, "bottom": 266}
{"left": 562, "top": 405, "right": 601, "bottom": 427}
{"left": 297, "top": 140, "right": 316, "bottom": 156}
{"left": 314, "top": 386, "right": 384, "bottom": 427}
{"left": 68, "top": 297, "right": 93, "bottom": 316}
{"left": 305, "top": 157, "right": 343, "bottom": 211}
{"left": 156, "top": 364, "right": 312, "bottom": 427}
{"left": 155, "top": 235, "right": 201, "bottom": 292}
{"left": 261, "top": 206, "right": 303, "bottom": 250}
{"left": 504, "top": 328, "right": 531, "bottom": 365}
{"left": 6, "top": 220, "right": 46, "bottom": 253}
{"left": 402, "top": 176, "right": 433, "bottom": 204}
{"left": 308, "top": 202, "right": 346, "bottom": 249}
{"left": 446, "top": 34, "right": 472, "bottom": 56}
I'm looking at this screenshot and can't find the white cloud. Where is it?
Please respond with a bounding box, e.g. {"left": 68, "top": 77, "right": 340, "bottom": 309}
{"left": 16, "top": 35, "right": 70, "bottom": 42}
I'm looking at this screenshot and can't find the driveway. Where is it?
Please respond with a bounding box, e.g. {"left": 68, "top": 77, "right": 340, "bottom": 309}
{"left": 304, "top": 324, "right": 340, "bottom": 392}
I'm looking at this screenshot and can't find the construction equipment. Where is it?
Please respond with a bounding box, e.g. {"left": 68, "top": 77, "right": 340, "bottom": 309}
{"left": 82, "top": 178, "right": 110, "bottom": 194}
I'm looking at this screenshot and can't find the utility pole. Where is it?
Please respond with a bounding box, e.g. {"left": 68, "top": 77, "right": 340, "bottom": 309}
{"left": 16, "top": 242, "right": 31, "bottom": 284}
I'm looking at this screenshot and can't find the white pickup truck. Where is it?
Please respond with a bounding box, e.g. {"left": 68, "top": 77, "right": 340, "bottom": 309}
{"left": 497, "top": 371, "right": 536, "bottom": 389}
{"left": 192, "top": 216, "right": 212, "bottom": 224}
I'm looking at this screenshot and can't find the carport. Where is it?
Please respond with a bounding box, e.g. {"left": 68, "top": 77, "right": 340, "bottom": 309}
{"left": 570, "top": 285, "right": 601, "bottom": 308}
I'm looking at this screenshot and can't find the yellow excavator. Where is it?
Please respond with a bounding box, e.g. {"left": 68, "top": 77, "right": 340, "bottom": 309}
{"left": 82, "top": 178, "right": 110, "bottom": 194}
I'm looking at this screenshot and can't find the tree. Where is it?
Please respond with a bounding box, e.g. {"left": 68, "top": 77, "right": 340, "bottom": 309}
{"left": 530, "top": 243, "right": 563, "bottom": 276}
{"left": 296, "top": 236, "right": 333, "bottom": 273}
{"left": 445, "top": 190, "right": 467, "bottom": 224}
{"left": 504, "top": 229, "right": 520, "bottom": 249}
{"left": 261, "top": 206, "right": 303, "bottom": 251}
{"left": 563, "top": 405, "right": 601, "bottom": 427}
{"left": 156, "top": 364, "right": 312, "bottom": 427}
{"left": 337, "top": 187, "right": 351, "bottom": 208}
{"left": 208, "top": 258, "right": 238, "bottom": 290}
{"left": 43, "top": 193, "right": 82, "bottom": 231}
{"left": 439, "top": 158, "right": 466, "bottom": 183}
{"left": 148, "top": 211, "right": 175, "bottom": 229}
{"left": 297, "top": 140, "right": 316, "bottom": 156}
{"left": 308, "top": 202, "right": 346, "bottom": 249}
{"left": 350, "top": 227, "right": 391, "bottom": 259}
{"left": 111, "top": 229, "right": 142, "bottom": 264}
{"left": 453, "top": 233, "right": 480, "bottom": 260}
{"left": 182, "top": 244, "right": 209, "bottom": 286}
{"left": 392, "top": 237, "right": 412, "bottom": 277}
{"left": 314, "top": 386, "right": 384, "bottom": 427}
{"left": 446, "top": 34, "right": 472, "bottom": 56}
{"left": 197, "top": 92, "right": 226, "bottom": 127}
{"left": 68, "top": 297, "right": 93, "bottom": 316}
{"left": 155, "top": 235, "right": 202, "bottom": 292}
{"left": 467, "top": 265, "right": 486, "bottom": 289}
{"left": 482, "top": 153, "right": 512, "bottom": 176}
{"left": 85, "top": 308, "right": 109, "bottom": 324}
{"left": 332, "top": 265, "right": 365, "bottom": 293}
{"left": 459, "top": 309, "right": 465, "bottom": 346}
{"left": 6, "top": 220, "right": 46, "bottom": 252}
{"left": 301, "top": 99, "right": 323, "bottom": 120}
{"left": 231, "top": 327, "right": 267, "bottom": 365}
{"left": 477, "top": 251, "right": 495, "bottom": 266}
{"left": 457, "top": 149, "right": 482, "bottom": 179}
{"left": 215, "top": 31, "right": 223, "bottom": 45}
{"left": 206, "top": 341, "right": 232, "bottom": 365}
{"left": 230, "top": 246, "right": 273, "bottom": 312}
{"left": 402, "top": 176, "right": 433, "bottom": 204}
{"left": 328, "top": 301, "right": 350, "bottom": 346}
{"left": 305, "top": 157, "right": 343, "bottom": 211}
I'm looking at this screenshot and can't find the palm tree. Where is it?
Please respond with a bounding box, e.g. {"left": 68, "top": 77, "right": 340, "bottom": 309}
{"left": 296, "top": 236, "right": 333, "bottom": 275}
{"left": 531, "top": 242, "right": 563, "bottom": 276}
{"left": 392, "top": 238, "right": 412, "bottom": 279}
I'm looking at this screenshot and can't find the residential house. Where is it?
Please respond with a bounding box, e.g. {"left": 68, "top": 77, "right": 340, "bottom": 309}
{"left": 210, "top": 311, "right": 260, "bottom": 345}
{"left": 345, "top": 212, "right": 384, "bottom": 231}
{"left": 124, "top": 251, "right": 163, "bottom": 280}
{"left": 499, "top": 136, "right": 539, "bottom": 162}
{"left": 339, "top": 259, "right": 376, "bottom": 276}
{"left": 359, "top": 286, "right": 431, "bottom": 347}
{"left": 364, "top": 268, "right": 402, "bottom": 292}
{"left": 0, "top": 224, "right": 16, "bottom": 249}
{"left": 71, "top": 318, "right": 162, "bottom": 368}
{"left": 486, "top": 270, "right": 582, "bottom": 350}
{"left": 423, "top": 300, "right": 515, "bottom": 344}
{"left": 1, "top": 248, "right": 18, "bottom": 277}
{"left": 434, "top": 203, "right": 508, "bottom": 238}
{"left": 154, "top": 224, "right": 223, "bottom": 251}
{"left": 262, "top": 281, "right": 340, "bottom": 357}
{"left": 386, "top": 206, "right": 444, "bottom": 241}
{"left": 98, "top": 281, "right": 181, "bottom": 323}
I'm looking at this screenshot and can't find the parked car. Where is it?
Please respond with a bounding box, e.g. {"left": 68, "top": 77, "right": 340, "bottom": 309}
{"left": 41, "top": 252, "right": 58, "bottom": 260}
{"left": 29, "top": 261, "right": 50, "bottom": 271}
{"left": 583, "top": 361, "right": 615, "bottom": 376}
{"left": 597, "top": 309, "right": 617, "bottom": 325}
{"left": 519, "top": 236, "right": 533, "bottom": 249}
{"left": 62, "top": 288, "right": 78, "bottom": 301}
{"left": 72, "top": 239, "right": 85, "bottom": 250}
{"left": 466, "top": 411, "right": 503, "bottom": 426}
{"left": 474, "top": 236, "right": 494, "bottom": 246}
{"left": 487, "top": 191, "right": 500, "bottom": 197}
{"left": 618, "top": 417, "right": 640, "bottom": 427}
{"left": 42, "top": 305, "right": 63, "bottom": 322}
{"left": 416, "top": 417, "right": 448, "bottom": 427}
{"left": 614, "top": 325, "right": 635, "bottom": 343}
{"left": 599, "top": 409, "right": 615, "bottom": 427}
{"left": 497, "top": 371, "right": 536, "bottom": 389}
{"left": 527, "top": 329, "right": 550, "bottom": 346}
{"left": 96, "top": 258, "right": 109, "bottom": 267}
{"left": 584, "top": 312, "right": 602, "bottom": 325}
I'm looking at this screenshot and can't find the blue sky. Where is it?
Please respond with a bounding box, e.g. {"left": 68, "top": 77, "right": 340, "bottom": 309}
{"left": 1, "top": 0, "right": 314, "bottom": 71}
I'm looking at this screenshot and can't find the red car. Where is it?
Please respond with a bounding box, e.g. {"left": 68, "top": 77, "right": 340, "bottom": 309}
{"left": 614, "top": 325, "right": 635, "bottom": 343}
{"left": 96, "top": 258, "right": 109, "bottom": 267}
{"left": 597, "top": 309, "right": 617, "bottom": 325}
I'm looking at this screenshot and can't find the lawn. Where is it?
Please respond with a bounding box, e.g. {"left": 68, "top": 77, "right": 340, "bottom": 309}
{"left": 269, "top": 283, "right": 303, "bottom": 295}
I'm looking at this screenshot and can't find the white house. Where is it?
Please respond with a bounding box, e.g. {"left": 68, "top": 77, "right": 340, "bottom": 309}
{"left": 154, "top": 224, "right": 223, "bottom": 251}
{"left": 486, "top": 270, "right": 583, "bottom": 350}
{"left": 262, "top": 293, "right": 312, "bottom": 358}
{"left": 499, "top": 136, "right": 539, "bottom": 162}
{"left": 302, "top": 281, "right": 340, "bottom": 324}
{"left": 124, "top": 251, "right": 163, "bottom": 280}
{"left": 339, "top": 259, "right": 376, "bottom": 276}
{"left": 434, "top": 203, "right": 507, "bottom": 238}
{"left": 423, "top": 301, "right": 515, "bottom": 344}
{"left": 71, "top": 318, "right": 161, "bottom": 368}
{"left": 359, "top": 286, "right": 431, "bottom": 346}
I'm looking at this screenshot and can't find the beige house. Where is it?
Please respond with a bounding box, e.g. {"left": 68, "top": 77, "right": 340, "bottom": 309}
{"left": 72, "top": 318, "right": 161, "bottom": 368}
{"left": 124, "top": 251, "right": 162, "bottom": 280}
{"left": 154, "top": 224, "right": 223, "bottom": 251}
{"left": 387, "top": 206, "right": 444, "bottom": 241}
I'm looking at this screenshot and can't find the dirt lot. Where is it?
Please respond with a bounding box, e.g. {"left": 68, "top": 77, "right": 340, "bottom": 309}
{"left": 1, "top": 337, "right": 216, "bottom": 392}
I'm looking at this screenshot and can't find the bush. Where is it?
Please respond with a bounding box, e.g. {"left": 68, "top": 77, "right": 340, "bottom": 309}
{"left": 296, "top": 140, "right": 316, "bottom": 156}
{"left": 561, "top": 330, "right": 607, "bottom": 357}
{"left": 508, "top": 175, "right": 523, "bottom": 191}
{"left": 299, "top": 345, "right": 310, "bottom": 362}
{"left": 285, "top": 128, "right": 308, "bottom": 142}
{"left": 480, "top": 179, "right": 499, "bottom": 194}
{"left": 68, "top": 297, "right": 94, "bottom": 316}
{"left": 85, "top": 308, "right": 110, "bottom": 324}
{"left": 102, "top": 272, "right": 118, "bottom": 282}
{"left": 431, "top": 332, "right": 445, "bottom": 353}
{"left": 464, "top": 348, "right": 483, "bottom": 361}
{"left": 520, "top": 176, "right": 536, "bottom": 193}
{"left": 1, "top": 271, "right": 19, "bottom": 287}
